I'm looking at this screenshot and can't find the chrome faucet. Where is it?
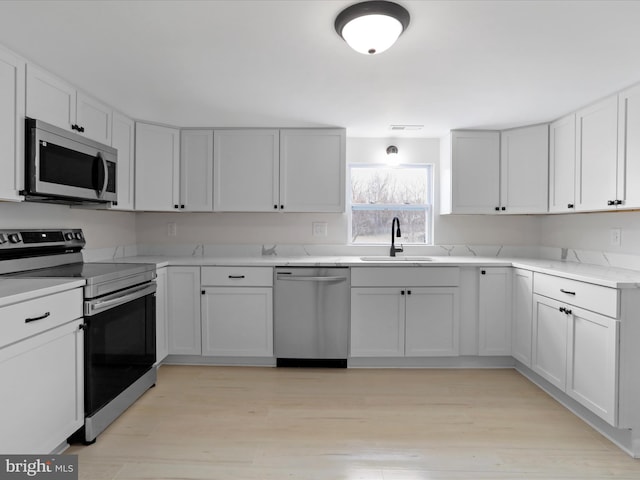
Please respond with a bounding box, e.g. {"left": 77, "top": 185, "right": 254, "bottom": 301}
{"left": 390, "top": 217, "right": 404, "bottom": 257}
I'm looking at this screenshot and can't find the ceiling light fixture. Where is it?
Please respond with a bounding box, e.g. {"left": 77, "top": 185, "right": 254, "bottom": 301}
{"left": 335, "top": 1, "right": 410, "bottom": 55}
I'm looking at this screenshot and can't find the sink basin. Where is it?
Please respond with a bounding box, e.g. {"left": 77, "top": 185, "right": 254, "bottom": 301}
{"left": 360, "top": 256, "right": 433, "bottom": 262}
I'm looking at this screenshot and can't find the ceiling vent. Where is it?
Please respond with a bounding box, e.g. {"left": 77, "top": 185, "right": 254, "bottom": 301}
{"left": 389, "top": 124, "right": 424, "bottom": 131}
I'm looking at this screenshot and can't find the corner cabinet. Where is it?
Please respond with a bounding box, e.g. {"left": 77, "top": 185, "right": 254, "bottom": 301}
{"left": 167, "top": 266, "right": 201, "bottom": 355}
{"left": 213, "top": 128, "right": 346, "bottom": 212}
{"left": 440, "top": 130, "right": 500, "bottom": 214}
{"left": 0, "top": 46, "right": 25, "bottom": 201}
{"left": 350, "top": 267, "right": 460, "bottom": 357}
{"left": 478, "top": 267, "right": 512, "bottom": 356}
{"left": 180, "top": 129, "right": 214, "bottom": 212}
{"left": 134, "top": 122, "right": 180, "bottom": 211}
{"left": 548, "top": 114, "right": 576, "bottom": 213}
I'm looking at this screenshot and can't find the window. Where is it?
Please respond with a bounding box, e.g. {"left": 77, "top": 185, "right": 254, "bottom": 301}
{"left": 349, "top": 164, "right": 433, "bottom": 245}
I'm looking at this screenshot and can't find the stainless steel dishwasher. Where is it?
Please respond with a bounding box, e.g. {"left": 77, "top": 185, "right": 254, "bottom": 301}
{"left": 274, "top": 267, "right": 350, "bottom": 367}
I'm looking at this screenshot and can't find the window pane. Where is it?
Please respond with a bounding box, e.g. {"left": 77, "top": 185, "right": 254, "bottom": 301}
{"left": 351, "top": 208, "right": 427, "bottom": 244}
{"left": 351, "top": 166, "right": 428, "bottom": 205}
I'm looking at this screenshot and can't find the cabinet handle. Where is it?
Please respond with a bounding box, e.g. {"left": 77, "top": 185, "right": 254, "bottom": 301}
{"left": 560, "top": 289, "right": 576, "bottom": 295}
{"left": 174, "top": 204, "right": 179, "bottom": 209}
{"left": 25, "top": 311, "right": 50, "bottom": 323}
{"left": 567, "top": 203, "right": 574, "bottom": 209}
{"left": 565, "top": 308, "right": 572, "bottom": 315}
{"left": 79, "top": 323, "right": 87, "bottom": 330}
{"left": 280, "top": 205, "right": 284, "bottom": 209}
{"left": 481, "top": 270, "right": 486, "bottom": 275}
{"left": 180, "top": 204, "right": 185, "bottom": 209}
{"left": 274, "top": 205, "right": 278, "bottom": 210}
{"left": 401, "top": 290, "right": 405, "bottom": 295}
{"left": 201, "top": 290, "right": 206, "bottom": 295}
{"left": 615, "top": 200, "right": 623, "bottom": 205}
{"left": 228, "top": 275, "right": 246, "bottom": 279}
{"left": 559, "top": 307, "right": 566, "bottom": 313}
{"left": 407, "top": 290, "right": 412, "bottom": 295}
{"left": 608, "top": 200, "right": 615, "bottom": 206}
{"left": 501, "top": 206, "right": 506, "bottom": 211}
{"left": 494, "top": 206, "right": 499, "bottom": 211}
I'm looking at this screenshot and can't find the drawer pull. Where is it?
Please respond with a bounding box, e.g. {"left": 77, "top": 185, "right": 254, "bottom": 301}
{"left": 25, "top": 311, "right": 51, "bottom": 323}
{"left": 228, "top": 275, "right": 246, "bottom": 279}
{"left": 560, "top": 289, "right": 576, "bottom": 295}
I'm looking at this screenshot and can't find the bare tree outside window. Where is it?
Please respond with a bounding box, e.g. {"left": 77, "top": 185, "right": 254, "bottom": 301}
{"left": 350, "top": 165, "right": 433, "bottom": 244}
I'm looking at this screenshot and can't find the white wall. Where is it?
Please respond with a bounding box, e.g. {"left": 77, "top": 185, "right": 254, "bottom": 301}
{"left": 0, "top": 201, "right": 136, "bottom": 249}
{"left": 540, "top": 210, "right": 640, "bottom": 255}
{"left": 136, "top": 137, "right": 542, "bottom": 247}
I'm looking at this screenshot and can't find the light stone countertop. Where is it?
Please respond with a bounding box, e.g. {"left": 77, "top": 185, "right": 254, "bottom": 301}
{"left": 0, "top": 278, "right": 86, "bottom": 308}
{"left": 102, "top": 255, "right": 640, "bottom": 289}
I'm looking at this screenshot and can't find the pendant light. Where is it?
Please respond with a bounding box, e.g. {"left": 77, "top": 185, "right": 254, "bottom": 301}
{"left": 335, "top": 1, "right": 410, "bottom": 55}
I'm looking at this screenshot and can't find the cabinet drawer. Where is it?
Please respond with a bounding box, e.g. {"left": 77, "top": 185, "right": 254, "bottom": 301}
{"left": 201, "top": 266, "right": 273, "bottom": 287}
{"left": 533, "top": 273, "right": 618, "bottom": 318}
{"left": 351, "top": 267, "right": 460, "bottom": 287}
{"left": 0, "top": 288, "right": 83, "bottom": 349}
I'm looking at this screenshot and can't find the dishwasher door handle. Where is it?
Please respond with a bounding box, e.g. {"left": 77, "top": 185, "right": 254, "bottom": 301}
{"left": 276, "top": 275, "right": 347, "bottom": 282}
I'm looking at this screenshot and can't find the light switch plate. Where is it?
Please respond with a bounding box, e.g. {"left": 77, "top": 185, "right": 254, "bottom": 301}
{"left": 167, "top": 222, "right": 177, "bottom": 237}
{"left": 610, "top": 228, "right": 621, "bottom": 247}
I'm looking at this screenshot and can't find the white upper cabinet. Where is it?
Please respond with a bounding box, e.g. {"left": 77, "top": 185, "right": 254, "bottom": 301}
{"left": 180, "top": 129, "right": 214, "bottom": 211}
{"left": 0, "top": 46, "right": 25, "bottom": 201}
{"left": 440, "top": 130, "right": 500, "bottom": 214}
{"left": 548, "top": 114, "right": 576, "bottom": 213}
{"left": 110, "top": 112, "right": 135, "bottom": 210}
{"left": 279, "top": 129, "right": 346, "bottom": 212}
{"left": 213, "top": 128, "right": 345, "bottom": 212}
{"left": 135, "top": 122, "right": 180, "bottom": 211}
{"left": 617, "top": 83, "right": 640, "bottom": 210}
{"left": 500, "top": 124, "right": 549, "bottom": 214}
{"left": 26, "top": 63, "right": 112, "bottom": 144}
{"left": 575, "top": 95, "right": 619, "bottom": 211}
{"left": 213, "top": 129, "right": 279, "bottom": 212}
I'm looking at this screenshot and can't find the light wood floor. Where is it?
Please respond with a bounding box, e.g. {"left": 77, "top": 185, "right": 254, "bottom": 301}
{"left": 67, "top": 366, "right": 640, "bottom": 479}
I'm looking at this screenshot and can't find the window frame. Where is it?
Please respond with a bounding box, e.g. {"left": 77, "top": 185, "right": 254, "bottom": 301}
{"left": 348, "top": 163, "right": 434, "bottom": 245}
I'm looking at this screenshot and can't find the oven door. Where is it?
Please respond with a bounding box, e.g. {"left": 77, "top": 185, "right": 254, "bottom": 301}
{"left": 83, "top": 283, "right": 156, "bottom": 415}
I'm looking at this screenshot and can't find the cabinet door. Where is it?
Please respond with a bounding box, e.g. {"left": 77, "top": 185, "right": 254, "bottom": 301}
{"left": 617, "top": 84, "right": 640, "bottom": 209}
{"left": 0, "top": 47, "right": 25, "bottom": 201}
{"left": 76, "top": 91, "right": 112, "bottom": 144}
{"left": 350, "top": 288, "right": 404, "bottom": 357}
{"left": 512, "top": 269, "right": 533, "bottom": 366}
{"left": 180, "top": 129, "right": 214, "bottom": 211}
{"left": 26, "top": 63, "right": 76, "bottom": 130}
{"left": 213, "top": 129, "right": 279, "bottom": 211}
{"left": 405, "top": 287, "right": 459, "bottom": 356}
{"left": 478, "top": 268, "right": 512, "bottom": 356}
{"left": 532, "top": 294, "right": 568, "bottom": 390}
{"left": 500, "top": 124, "right": 549, "bottom": 213}
{"left": 155, "top": 267, "right": 169, "bottom": 364}
{"left": 167, "top": 266, "right": 201, "bottom": 355}
{"left": 575, "top": 95, "right": 618, "bottom": 211}
{"left": 279, "top": 129, "right": 346, "bottom": 212}
{"left": 0, "top": 319, "right": 83, "bottom": 454}
{"left": 549, "top": 114, "right": 576, "bottom": 213}
{"left": 566, "top": 307, "right": 619, "bottom": 425}
{"left": 135, "top": 122, "right": 180, "bottom": 211}
{"left": 110, "top": 112, "right": 135, "bottom": 210}
{"left": 201, "top": 287, "right": 273, "bottom": 357}
{"left": 449, "top": 130, "right": 501, "bottom": 214}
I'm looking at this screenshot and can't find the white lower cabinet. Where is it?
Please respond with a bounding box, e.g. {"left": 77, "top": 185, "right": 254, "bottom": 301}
{"left": 200, "top": 266, "right": 273, "bottom": 357}
{"left": 350, "top": 267, "right": 460, "bottom": 358}
{"left": 201, "top": 287, "right": 273, "bottom": 357}
{"left": 155, "top": 267, "right": 169, "bottom": 363}
{"left": 167, "top": 266, "right": 201, "bottom": 355}
{"left": 478, "top": 267, "right": 512, "bottom": 356}
{"left": 0, "top": 287, "right": 84, "bottom": 454}
{"left": 512, "top": 269, "right": 533, "bottom": 366}
{"left": 531, "top": 272, "right": 621, "bottom": 426}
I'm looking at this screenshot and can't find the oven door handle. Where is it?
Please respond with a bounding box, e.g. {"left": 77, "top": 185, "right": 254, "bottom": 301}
{"left": 84, "top": 283, "right": 156, "bottom": 316}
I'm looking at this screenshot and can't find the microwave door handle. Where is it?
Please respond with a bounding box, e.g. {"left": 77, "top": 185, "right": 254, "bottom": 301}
{"left": 97, "top": 152, "right": 108, "bottom": 199}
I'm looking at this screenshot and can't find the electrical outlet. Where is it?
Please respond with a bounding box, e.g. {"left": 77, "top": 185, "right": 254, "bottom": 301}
{"left": 312, "top": 222, "right": 328, "bottom": 237}
{"left": 167, "top": 222, "right": 177, "bottom": 237}
{"left": 610, "top": 228, "right": 621, "bottom": 247}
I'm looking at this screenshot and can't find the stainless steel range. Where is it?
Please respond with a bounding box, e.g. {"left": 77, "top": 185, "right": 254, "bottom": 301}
{"left": 0, "top": 228, "right": 157, "bottom": 444}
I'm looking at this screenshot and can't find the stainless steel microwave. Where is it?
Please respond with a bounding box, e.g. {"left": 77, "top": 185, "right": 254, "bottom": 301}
{"left": 23, "top": 118, "right": 117, "bottom": 204}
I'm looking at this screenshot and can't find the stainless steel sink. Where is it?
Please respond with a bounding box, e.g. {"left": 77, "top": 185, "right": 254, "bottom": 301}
{"left": 359, "top": 256, "right": 433, "bottom": 262}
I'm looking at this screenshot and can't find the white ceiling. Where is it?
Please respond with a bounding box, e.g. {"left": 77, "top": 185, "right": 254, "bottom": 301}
{"left": 1, "top": 0, "right": 640, "bottom": 138}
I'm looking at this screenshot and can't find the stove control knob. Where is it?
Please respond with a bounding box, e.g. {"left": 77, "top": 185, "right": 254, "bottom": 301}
{"left": 8, "top": 233, "right": 21, "bottom": 244}
{"left": 0, "top": 233, "right": 7, "bottom": 245}
{"left": 64, "top": 232, "right": 74, "bottom": 241}
{"left": 74, "top": 232, "right": 83, "bottom": 241}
